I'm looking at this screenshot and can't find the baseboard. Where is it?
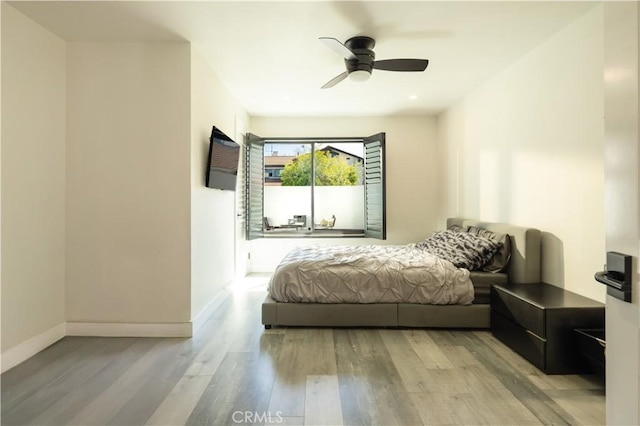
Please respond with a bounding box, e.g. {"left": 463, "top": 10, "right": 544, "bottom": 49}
{"left": 2, "top": 300, "right": 235, "bottom": 372}
{"left": 191, "top": 289, "right": 230, "bottom": 334}
{"left": 1, "top": 322, "right": 66, "bottom": 374}
{"left": 2, "top": 319, "right": 195, "bottom": 373}
{"left": 65, "top": 322, "right": 192, "bottom": 337}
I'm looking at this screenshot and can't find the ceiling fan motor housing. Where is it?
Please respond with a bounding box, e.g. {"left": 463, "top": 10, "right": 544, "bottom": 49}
{"left": 344, "top": 36, "right": 376, "bottom": 75}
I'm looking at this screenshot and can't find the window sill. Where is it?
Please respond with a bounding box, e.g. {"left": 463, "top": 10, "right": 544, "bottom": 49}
{"left": 263, "top": 229, "right": 365, "bottom": 238}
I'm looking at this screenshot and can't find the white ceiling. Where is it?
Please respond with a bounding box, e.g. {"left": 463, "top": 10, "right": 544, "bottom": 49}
{"left": 9, "top": 1, "right": 597, "bottom": 117}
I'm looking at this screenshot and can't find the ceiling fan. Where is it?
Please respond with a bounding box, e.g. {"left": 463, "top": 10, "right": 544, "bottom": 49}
{"left": 319, "top": 36, "right": 429, "bottom": 89}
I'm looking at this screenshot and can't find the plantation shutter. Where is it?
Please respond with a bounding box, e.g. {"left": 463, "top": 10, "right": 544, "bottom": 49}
{"left": 364, "top": 133, "right": 386, "bottom": 240}
{"left": 235, "top": 138, "right": 247, "bottom": 238}
{"left": 246, "top": 133, "right": 265, "bottom": 240}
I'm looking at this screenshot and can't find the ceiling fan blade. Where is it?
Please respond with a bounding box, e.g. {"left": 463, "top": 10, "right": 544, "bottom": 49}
{"left": 373, "top": 59, "right": 429, "bottom": 72}
{"left": 321, "top": 71, "right": 348, "bottom": 89}
{"left": 319, "top": 37, "right": 356, "bottom": 60}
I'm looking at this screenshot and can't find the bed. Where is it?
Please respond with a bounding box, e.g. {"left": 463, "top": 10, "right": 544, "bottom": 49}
{"left": 262, "top": 218, "right": 541, "bottom": 329}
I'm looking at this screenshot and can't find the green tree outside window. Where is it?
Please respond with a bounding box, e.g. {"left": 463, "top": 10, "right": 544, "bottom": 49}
{"left": 280, "top": 151, "right": 358, "bottom": 186}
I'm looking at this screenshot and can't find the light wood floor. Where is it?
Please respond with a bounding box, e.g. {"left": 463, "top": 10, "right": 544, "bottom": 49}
{"left": 2, "top": 275, "right": 605, "bottom": 426}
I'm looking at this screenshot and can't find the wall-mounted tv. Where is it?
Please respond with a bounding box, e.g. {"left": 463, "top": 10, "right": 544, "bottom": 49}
{"left": 206, "top": 126, "right": 241, "bottom": 191}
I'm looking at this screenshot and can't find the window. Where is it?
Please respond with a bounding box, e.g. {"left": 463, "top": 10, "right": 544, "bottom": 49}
{"left": 245, "top": 134, "right": 386, "bottom": 240}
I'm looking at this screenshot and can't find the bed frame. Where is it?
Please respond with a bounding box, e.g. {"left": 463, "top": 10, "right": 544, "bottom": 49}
{"left": 261, "top": 218, "right": 541, "bottom": 329}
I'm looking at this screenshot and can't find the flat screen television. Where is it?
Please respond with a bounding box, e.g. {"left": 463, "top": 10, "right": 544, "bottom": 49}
{"left": 206, "top": 126, "right": 241, "bottom": 191}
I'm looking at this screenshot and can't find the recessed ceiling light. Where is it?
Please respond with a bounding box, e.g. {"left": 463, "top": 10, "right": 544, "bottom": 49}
{"left": 409, "top": 95, "right": 418, "bottom": 101}
{"left": 282, "top": 96, "right": 290, "bottom": 101}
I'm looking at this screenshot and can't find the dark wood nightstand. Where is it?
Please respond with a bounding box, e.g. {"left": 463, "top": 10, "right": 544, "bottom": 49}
{"left": 491, "top": 282, "right": 604, "bottom": 374}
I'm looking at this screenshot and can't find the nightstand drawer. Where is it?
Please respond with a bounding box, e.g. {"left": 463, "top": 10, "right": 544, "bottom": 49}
{"left": 491, "top": 310, "right": 546, "bottom": 371}
{"left": 491, "top": 285, "right": 545, "bottom": 338}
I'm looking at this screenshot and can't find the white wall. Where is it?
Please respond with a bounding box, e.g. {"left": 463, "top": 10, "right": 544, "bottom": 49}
{"left": 65, "top": 42, "right": 192, "bottom": 326}
{"left": 1, "top": 4, "right": 67, "bottom": 367}
{"left": 190, "top": 46, "right": 249, "bottom": 321}
{"left": 1, "top": 6, "right": 250, "bottom": 370}
{"left": 603, "top": 2, "right": 640, "bottom": 423}
{"left": 249, "top": 116, "right": 438, "bottom": 272}
{"left": 438, "top": 6, "right": 605, "bottom": 302}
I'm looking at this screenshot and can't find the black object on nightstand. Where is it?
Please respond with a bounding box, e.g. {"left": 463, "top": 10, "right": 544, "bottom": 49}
{"left": 491, "top": 282, "right": 605, "bottom": 375}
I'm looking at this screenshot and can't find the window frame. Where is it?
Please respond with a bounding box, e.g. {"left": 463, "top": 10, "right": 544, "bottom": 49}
{"left": 245, "top": 134, "right": 386, "bottom": 240}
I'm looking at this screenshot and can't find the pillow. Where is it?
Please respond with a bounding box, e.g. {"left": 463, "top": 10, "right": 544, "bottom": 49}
{"left": 417, "top": 230, "right": 503, "bottom": 271}
{"left": 467, "top": 226, "right": 512, "bottom": 273}
{"left": 447, "top": 224, "right": 467, "bottom": 233}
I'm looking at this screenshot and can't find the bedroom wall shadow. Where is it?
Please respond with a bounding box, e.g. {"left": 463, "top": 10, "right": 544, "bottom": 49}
{"left": 540, "top": 232, "right": 565, "bottom": 287}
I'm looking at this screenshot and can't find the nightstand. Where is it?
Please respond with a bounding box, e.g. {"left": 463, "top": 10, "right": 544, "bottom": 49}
{"left": 491, "top": 282, "right": 604, "bottom": 374}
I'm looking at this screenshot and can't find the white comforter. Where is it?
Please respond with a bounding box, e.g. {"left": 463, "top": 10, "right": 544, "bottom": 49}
{"left": 268, "top": 244, "right": 474, "bottom": 305}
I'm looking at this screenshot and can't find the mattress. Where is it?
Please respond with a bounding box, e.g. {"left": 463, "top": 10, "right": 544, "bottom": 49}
{"left": 267, "top": 244, "right": 475, "bottom": 305}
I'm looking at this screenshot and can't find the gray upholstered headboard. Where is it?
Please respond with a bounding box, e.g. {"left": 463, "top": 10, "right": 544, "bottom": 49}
{"left": 446, "top": 218, "right": 541, "bottom": 284}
